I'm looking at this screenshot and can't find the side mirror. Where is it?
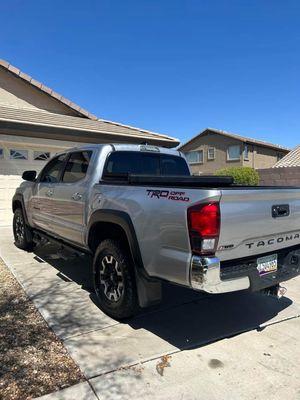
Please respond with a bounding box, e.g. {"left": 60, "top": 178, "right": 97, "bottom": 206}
{"left": 22, "top": 170, "right": 37, "bottom": 182}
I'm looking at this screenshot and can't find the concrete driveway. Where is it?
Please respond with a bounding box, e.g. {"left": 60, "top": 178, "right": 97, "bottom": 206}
{"left": 1, "top": 226, "right": 300, "bottom": 399}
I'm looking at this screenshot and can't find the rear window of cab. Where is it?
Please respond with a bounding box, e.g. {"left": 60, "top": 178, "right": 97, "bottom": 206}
{"left": 103, "top": 151, "right": 190, "bottom": 178}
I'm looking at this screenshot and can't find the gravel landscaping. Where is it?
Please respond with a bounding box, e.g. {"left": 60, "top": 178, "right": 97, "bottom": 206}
{"left": 0, "top": 258, "right": 84, "bottom": 400}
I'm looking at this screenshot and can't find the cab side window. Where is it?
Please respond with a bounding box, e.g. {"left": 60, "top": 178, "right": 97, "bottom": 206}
{"left": 62, "top": 151, "right": 92, "bottom": 183}
{"left": 39, "top": 154, "right": 66, "bottom": 183}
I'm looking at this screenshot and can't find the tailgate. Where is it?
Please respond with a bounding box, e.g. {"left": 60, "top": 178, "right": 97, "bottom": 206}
{"left": 216, "top": 188, "right": 300, "bottom": 261}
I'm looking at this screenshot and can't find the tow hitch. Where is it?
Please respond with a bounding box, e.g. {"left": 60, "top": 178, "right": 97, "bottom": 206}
{"left": 261, "top": 284, "right": 287, "bottom": 299}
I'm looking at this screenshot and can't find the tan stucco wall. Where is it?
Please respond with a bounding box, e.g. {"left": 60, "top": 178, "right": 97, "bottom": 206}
{"left": 242, "top": 143, "right": 255, "bottom": 168}
{"left": 0, "top": 67, "right": 79, "bottom": 116}
{"left": 181, "top": 131, "right": 288, "bottom": 174}
{"left": 247, "top": 146, "right": 284, "bottom": 169}
{"left": 181, "top": 131, "right": 243, "bottom": 174}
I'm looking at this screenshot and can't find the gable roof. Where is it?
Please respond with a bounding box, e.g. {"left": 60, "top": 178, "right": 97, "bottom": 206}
{"left": 0, "top": 59, "right": 179, "bottom": 146}
{"left": 273, "top": 145, "right": 300, "bottom": 168}
{"left": 179, "top": 128, "right": 290, "bottom": 152}
{"left": 0, "top": 59, "right": 97, "bottom": 120}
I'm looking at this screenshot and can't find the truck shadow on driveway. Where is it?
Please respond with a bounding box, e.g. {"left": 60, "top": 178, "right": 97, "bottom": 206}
{"left": 33, "top": 244, "right": 293, "bottom": 351}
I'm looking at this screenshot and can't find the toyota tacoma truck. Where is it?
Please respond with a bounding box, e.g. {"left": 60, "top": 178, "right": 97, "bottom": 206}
{"left": 12, "top": 144, "right": 300, "bottom": 319}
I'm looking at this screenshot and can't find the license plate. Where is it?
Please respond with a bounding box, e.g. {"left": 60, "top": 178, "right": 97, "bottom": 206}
{"left": 257, "top": 254, "right": 278, "bottom": 276}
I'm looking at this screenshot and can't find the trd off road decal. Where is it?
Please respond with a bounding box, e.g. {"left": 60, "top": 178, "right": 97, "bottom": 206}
{"left": 146, "top": 189, "right": 190, "bottom": 202}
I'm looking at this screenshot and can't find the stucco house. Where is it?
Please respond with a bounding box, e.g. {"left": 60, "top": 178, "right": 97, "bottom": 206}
{"left": 179, "top": 128, "right": 290, "bottom": 175}
{"left": 0, "top": 59, "right": 178, "bottom": 225}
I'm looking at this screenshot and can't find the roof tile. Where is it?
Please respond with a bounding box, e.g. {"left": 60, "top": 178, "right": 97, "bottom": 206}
{"left": 40, "top": 84, "right": 53, "bottom": 95}
{"left": 50, "top": 91, "right": 62, "bottom": 100}
{"left": 0, "top": 59, "right": 10, "bottom": 68}
{"left": 30, "top": 78, "right": 42, "bottom": 89}
{"left": 8, "top": 64, "right": 20, "bottom": 75}
{"left": 60, "top": 96, "right": 72, "bottom": 106}
{"left": 0, "top": 105, "right": 179, "bottom": 147}
{"left": 19, "top": 71, "right": 32, "bottom": 81}
{"left": 273, "top": 145, "right": 300, "bottom": 167}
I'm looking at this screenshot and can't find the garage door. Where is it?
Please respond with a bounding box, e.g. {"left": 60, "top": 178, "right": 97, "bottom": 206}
{"left": 0, "top": 136, "right": 79, "bottom": 227}
{"left": 0, "top": 145, "right": 61, "bottom": 227}
{"left": 0, "top": 175, "right": 23, "bottom": 227}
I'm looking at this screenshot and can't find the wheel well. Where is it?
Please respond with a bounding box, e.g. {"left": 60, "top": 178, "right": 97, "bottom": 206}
{"left": 12, "top": 200, "right": 22, "bottom": 213}
{"left": 88, "top": 222, "right": 131, "bottom": 255}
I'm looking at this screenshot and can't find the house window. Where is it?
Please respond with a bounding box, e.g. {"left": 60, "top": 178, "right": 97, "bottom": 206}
{"left": 244, "top": 144, "right": 249, "bottom": 160}
{"left": 0, "top": 149, "right": 3, "bottom": 159}
{"left": 185, "top": 150, "right": 203, "bottom": 164}
{"left": 10, "top": 149, "right": 28, "bottom": 160}
{"left": 277, "top": 153, "right": 284, "bottom": 161}
{"left": 34, "top": 151, "right": 51, "bottom": 161}
{"left": 207, "top": 147, "right": 215, "bottom": 160}
{"left": 227, "top": 145, "right": 241, "bottom": 161}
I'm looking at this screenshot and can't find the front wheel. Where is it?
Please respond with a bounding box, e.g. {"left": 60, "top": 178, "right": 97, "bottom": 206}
{"left": 93, "top": 239, "right": 138, "bottom": 320}
{"left": 13, "top": 208, "right": 33, "bottom": 251}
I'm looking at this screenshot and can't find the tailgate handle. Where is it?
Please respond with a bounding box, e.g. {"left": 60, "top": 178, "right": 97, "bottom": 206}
{"left": 272, "top": 204, "right": 290, "bottom": 218}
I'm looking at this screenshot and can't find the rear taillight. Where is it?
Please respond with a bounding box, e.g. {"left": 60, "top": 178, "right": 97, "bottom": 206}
{"left": 187, "top": 202, "right": 220, "bottom": 255}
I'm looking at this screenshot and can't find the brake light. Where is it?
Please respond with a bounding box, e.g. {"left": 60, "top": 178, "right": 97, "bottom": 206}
{"left": 187, "top": 202, "right": 220, "bottom": 255}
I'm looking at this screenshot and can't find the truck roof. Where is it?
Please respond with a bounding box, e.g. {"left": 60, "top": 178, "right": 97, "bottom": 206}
{"left": 56, "top": 143, "right": 183, "bottom": 157}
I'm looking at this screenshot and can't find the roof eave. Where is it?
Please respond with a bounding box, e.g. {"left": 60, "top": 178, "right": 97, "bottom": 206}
{"left": 0, "top": 59, "right": 98, "bottom": 120}
{"left": 0, "top": 117, "right": 179, "bottom": 148}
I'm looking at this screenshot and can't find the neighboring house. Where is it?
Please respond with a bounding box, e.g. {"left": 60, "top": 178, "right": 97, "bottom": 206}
{"left": 179, "top": 128, "right": 290, "bottom": 175}
{"left": 0, "top": 59, "right": 178, "bottom": 226}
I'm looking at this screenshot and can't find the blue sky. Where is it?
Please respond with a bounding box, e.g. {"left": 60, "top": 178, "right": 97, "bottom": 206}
{"left": 1, "top": 1, "right": 299, "bottom": 148}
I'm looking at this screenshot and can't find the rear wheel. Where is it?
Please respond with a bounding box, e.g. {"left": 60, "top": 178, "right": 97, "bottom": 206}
{"left": 13, "top": 208, "right": 33, "bottom": 250}
{"left": 93, "top": 239, "right": 138, "bottom": 319}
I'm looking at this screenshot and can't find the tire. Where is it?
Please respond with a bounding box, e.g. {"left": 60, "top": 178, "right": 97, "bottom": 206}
{"left": 13, "top": 208, "right": 34, "bottom": 251}
{"left": 93, "top": 239, "right": 138, "bottom": 319}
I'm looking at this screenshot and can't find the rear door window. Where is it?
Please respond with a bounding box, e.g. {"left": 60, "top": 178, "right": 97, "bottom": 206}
{"left": 62, "top": 151, "right": 92, "bottom": 183}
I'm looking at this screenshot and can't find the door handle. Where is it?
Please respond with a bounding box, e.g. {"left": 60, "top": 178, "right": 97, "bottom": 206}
{"left": 46, "top": 189, "right": 54, "bottom": 197}
{"left": 72, "top": 192, "right": 82, "bottom": 201}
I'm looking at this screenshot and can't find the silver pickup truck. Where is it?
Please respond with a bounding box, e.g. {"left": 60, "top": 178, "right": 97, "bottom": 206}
{"left": 12, "top": 144, "right": 300, "bottom": 319}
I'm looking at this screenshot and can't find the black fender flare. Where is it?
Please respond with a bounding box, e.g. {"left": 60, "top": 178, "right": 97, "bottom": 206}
{"left": 12, "top": 193, "right": 29, "bottom": 225}
{"left": 88, "top": 209, "right": 144, "bottom": 273}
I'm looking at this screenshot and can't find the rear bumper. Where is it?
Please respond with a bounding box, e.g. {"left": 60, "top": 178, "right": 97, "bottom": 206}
{"left": 190, "top": 256, "right": 250, "bottom": 293}
{"left": 190, "top": 246, "right": 300, "bottom": 294}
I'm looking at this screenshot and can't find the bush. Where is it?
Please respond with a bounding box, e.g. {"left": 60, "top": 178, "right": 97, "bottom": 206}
{"left": 215, "top": 166, "right": 259, "bottom": 185}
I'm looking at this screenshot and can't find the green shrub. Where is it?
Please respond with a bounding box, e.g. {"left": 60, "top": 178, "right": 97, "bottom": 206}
{"left": 215, "top": 166, "right": 259, "bottom": 185}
